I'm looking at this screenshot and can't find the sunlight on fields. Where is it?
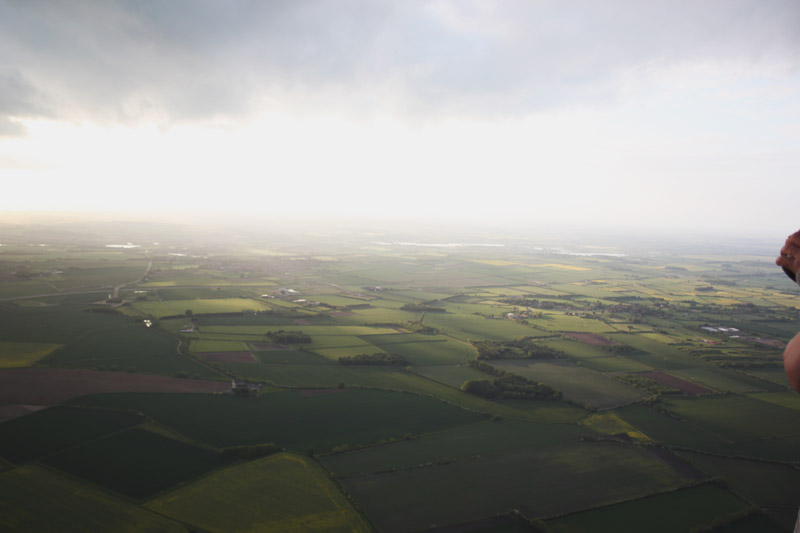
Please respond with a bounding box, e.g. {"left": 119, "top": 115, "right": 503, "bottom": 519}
{"left": 581, "top": 412, "right": 651, "bottom": 442}
{"left": 470, "top": 260, "right": 590, "bottom": 271}
{"left": 145, "top": 453, "right": 370, "bottom": 532}
{"left": 0, "top": 342, "right": 62, "bottom": 368}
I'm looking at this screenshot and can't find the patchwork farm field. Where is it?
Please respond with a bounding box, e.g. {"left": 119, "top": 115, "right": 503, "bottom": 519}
{"left": 0, "top": 466, "right": 184, "bottom": 532}
{"left": 491, "top": 359, "right": 648, "bottom": 409}
{"left": 146, "top": 453, "right": 370, "bottom": 532}
{"left": 546, "top": 483, "right": 758, "bottom": 533}
{"left": 43, "top": 428, "right": 236, "bottom": 500}
{"left": 68, "top": 389, "right": 485, "bottom": 451}
{"left": 47, "top": 325, "right": 222, "bottom": 378}
{"left": 0, "top": 406, "right": 144, "bottom": 464}
{"left": 0, "top": 223, "right": 796, "bottom": 531}
{"left": 340, "top": 442, "right": 694, "bottom": 532}
{"left": 0, "top": 341, "right": 62, "bottom": 368}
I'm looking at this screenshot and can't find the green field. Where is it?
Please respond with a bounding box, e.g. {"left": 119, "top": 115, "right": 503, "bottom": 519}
{"left": 671, "top": 367, "right": 770, "bottom": 393}
{"left": 341, "top": 441, "right": 693, "bottom": 532}
{"left": 0, "top": 304, "right": 127, "bottom": 343}
{"left": 46, "top": 324, "right": 221, "bottom": 378}
{"left": 358, "top": 334, "right": 476, "bottom": 365}
{"left": 322, "top": 420, "right": 585, "bottom": 478}
{"left": 661, "top": 395, "right": 800, "bottom": 461}
{"left": 749, "top": 391, "right": 800, "bottom": 411}
{"left": 412, "top": 364, "right": 488, "bottom": 388}
{"left": 1, "top": 223, "right": 798, "bottom": 531}
{"left": 579, "top": 355, "right": 654, "bottom": 373}
{"left": 189, "top": 339, "right": 252, "bottom": 352}
{"left": 43, "top": 428, "right": 236, "bottom": 500}
{"left": 546, "top": 483, "right": 754, "bottom": 533}
{"left": 491, "top": 359, "right": 648, "bottom": 408}
{"left": 68, "top": 389, "right": 484, "bottom": 451}
{"left": 0, "top": 341, "right": 62, "bottom": 367}
{"left": 421, "top": 313, "right": 543, "bottom": 341}
{"left": 146, "top": 453, "right": 370, "bottom": 532}
{"left": 253, "top": 349, "right": 334, "bottom": 365}
{"left": 0, "top": 465, "right": 184, "bottom": 532}
{"left": 678, "top": 451, "right": 800, "bottom": 530}
{"left": 130, "top": 298, "right": 274, "bottom": 318}
{"left": 0, "top": 406, "right": 144, "bottom": 464}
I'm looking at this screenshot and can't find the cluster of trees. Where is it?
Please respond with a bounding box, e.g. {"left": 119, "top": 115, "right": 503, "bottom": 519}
{"left": 461, "top": 374, "right": 562, "bottom": 401}
{"left": 467, "top": 359, "right": 505, "bottom": 376}
{"left": 362, "top": 321, "right": 439, "bottom": 334}
{"left": 614, "top": 374, "right": 679, "bottom": 395}
{"left": 400, "top": 301, "right": 446, "bottom": 313}
{"left": 464, "top": 359, "right": 562, "bottom": 401}
{"left": 472, "top": 338, "right": 560, "bottom": 360}
{"left": 501, "top": 297, "right": 579, "bottom": 311}
{"left": 338, "top": 353, "right": 409, "bottom": 366}
{"left": 266, "top": 330, "right": 311, "bottom": 344}
{"left": 400, "top": 321, "right": 439, "bottom": 334}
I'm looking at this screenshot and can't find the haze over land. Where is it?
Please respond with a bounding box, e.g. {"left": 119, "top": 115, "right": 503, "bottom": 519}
{"left": 1, "top": 0, "right": 799, "bottom": 236}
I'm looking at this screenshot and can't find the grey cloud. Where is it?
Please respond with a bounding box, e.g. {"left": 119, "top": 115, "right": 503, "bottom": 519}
{"left": 1, "top": 0, "right": 798, "bottom": 132}
{"left": 0, "top": 69, "right": 50, "bottom": 136}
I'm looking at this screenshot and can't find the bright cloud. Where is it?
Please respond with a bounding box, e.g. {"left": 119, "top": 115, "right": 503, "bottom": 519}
{"left": 1, "top": 1, "right": 799, "bottom": 235}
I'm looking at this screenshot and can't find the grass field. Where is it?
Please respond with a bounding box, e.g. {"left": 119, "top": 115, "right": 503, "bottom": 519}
{"left": 146, "top": 453, "right": 370, "bottom": 532}
{"left": 189, "top": 339, "right": 252, "bottom": 352}
{"left": 0, "top": 465, "right": 184, "bottom": 532}
{"left": 211, "top": 364, "right": 586, "bottom": 423}
{"left": 742, "top": 367, "right": 793, "bottom": 388}
{"left": 0, "top": 304, "right": 127, "bottom": 343}
{"left": 253, "top": 349, "right": 334, "bottom": 365}
{"left": 539, "top": 338, "right": 613, "bottom": 359}
{"left": 671, "top": 367, "right": 769, "bottom": 393}
{"left": 615, "top": 404, "right": 734, "bottom": 455}
{"left": 130, "top": 298, "right": 274, "bottom": 318}
{"left": 491, "top": 359, "right": 647, "bottom": 409}
{"left": 322, "top": 420, "right": 585, "bottom": 478}
{"left": 579, "top": 355, "right": 654, "bottom": 373}
{"left": 411, "top": 364, "right": 488, "bottom": 388}
{"left": 43, "top": 428, "right": 236, "bottom": 500}
{"left": 0, "top": 341, "right": 62, "bottom": 367}
{"left": 661, "top": 395, "right": 800, "bottom": 461}
{"left": 341, "top": 441, "right": 693, "bottom": 532}
{"left": 580, "top": 412, "right": 650, "bottom": 442}
{"left": 678, "top": 451, "right": 800, "bottom": 530}
{"left": 546, "top": 483, "right": 754, "bottom": 533}
{"left": 363, "top": 338, "right": 475, "bottom": 365}
{"left": 46, "top": 324, "right": 220, "bottom": 378}
{"left": 421, "top": 313, "right": 542, "bottom": 341}
{"left": 2, "top": 229, "right": 798, "bottom": 531}
{"left": 68, "top": 389, "right": 484, "bottom": 452}
{"left": 0, "top": 406, "right": 144, "bottom": 464}
{"left": 748, "top": 391, "right": 800, "bottom": 411}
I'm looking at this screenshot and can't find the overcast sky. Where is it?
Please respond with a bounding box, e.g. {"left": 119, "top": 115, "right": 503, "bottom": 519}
{"left": 1, "top": 0, "right": 799, "bottom": 236}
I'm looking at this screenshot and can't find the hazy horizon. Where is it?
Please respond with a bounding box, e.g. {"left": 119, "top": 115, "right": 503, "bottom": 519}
{"left": 2, "top": 1, "right": 799, "bottom": 235}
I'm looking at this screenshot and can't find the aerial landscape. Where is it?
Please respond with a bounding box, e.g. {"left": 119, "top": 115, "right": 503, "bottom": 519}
{"left": 0, "top": 220, "right": 798, "bottom": 532}
{"left": 2, "top": 0, "right": 800, "bottom": 531}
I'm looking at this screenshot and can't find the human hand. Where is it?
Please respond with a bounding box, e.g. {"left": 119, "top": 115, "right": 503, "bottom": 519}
{"left": 776, "top": 231, "right": 800, "bottom": 281}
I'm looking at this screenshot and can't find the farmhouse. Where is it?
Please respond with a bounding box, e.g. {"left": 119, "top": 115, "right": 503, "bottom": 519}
{"left": 230, "top": 380, "right": 263, "bottom": 394}
{"left": 276, "top": 288, "right": 299, "bottom": 296}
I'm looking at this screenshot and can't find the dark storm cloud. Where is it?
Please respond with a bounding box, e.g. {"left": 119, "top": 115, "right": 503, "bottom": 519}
{"left": 1, "top": 0, "right": 798, "bottom": 133}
